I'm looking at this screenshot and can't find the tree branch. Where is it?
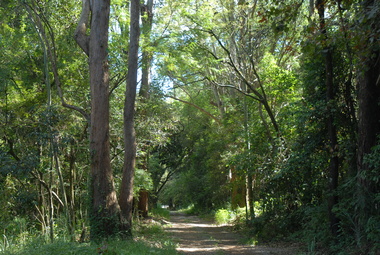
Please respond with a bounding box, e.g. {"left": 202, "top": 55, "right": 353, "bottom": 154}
{"left": 165, "top": 95, "right": 221, "bottom": 124}
{"left": 24, "top": 1, "right": 90, "bottom": 122}
{"left": 3, "top": 136, "right": 20, "bottom": 161}
{"left": 156, "top": 169, "right": 176, "bottom": 195}
{"left": 208, "top": 30, "right": 265, "bottom": 101}
{"left": 210, "top": 80, "right": 263, "bottom": 102}
{"left": 30, "top": 171, "right": 65, "bottom": 208}
{"left": 74, "top": 0, "right": 90, "bottom": 56}
{"left": 207, "top": 30, "right": 280, "bottom": 136}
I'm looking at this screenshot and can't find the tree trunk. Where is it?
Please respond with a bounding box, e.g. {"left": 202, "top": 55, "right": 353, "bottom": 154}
{"left": 75, "top": 0, "right": 121, "bottom": 240}
{"left": 316, "top": 0, "right": 340, "bottom": 237}
{"left": 136, "top": 0, "right": 154, "bottom": 217}
{"left": 119, "top": 0, "right": 140, "bottom": 235}
{"left": 48, "top": 160, "right": 54, "bottom": 242}
{"left": 37, "top": 170, "right": 47, "bottom": 234}
{"left": 246, "top": 174, "right": 254, "bottom": 221}
{"left": 89, "top": 0, "right": 122, "bottom": 239}
{"left": 139, "top": 0, "right": 154, "bottom": 99}
{"left": 138, "top": 189, "right": 149, "bottom": 218}
{"left": 356, "top": 50, "right": 380, "bottom": 246}
{"left": 52, "top": 140, "right": 72, "bottom": 239}
{"left": 325, "top": 49, "right": 340, "bottom": 237}
{"left": 355, "top": 0, "right": 380, "bottom": 247}
{"left": 68, "top": 141, "right": 76, "bottom": 241}
{"left": 230, "top": 166, "right": 246, "bottom": 209}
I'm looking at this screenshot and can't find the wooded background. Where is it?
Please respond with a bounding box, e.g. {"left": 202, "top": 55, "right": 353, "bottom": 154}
{"left": 1, "top": 0, "right": 380, "bottom": 253}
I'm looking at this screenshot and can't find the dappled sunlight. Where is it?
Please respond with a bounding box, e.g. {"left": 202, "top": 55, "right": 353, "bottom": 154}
{"left": 181, "top": 223, "right": 217, "bottom": 228}
{"left": 178, "top": 247, "right": 221, "bottom": 252}
{"left": 166, "top": 212, "right": 299, "bottom": 254}
{"left": 177, "top": 246, "right": 253, "bottom": 253}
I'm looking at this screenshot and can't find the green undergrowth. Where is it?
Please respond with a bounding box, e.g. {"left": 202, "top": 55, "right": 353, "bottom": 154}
{"left": 213, "top": 207, "right": 249, "bottom": 226}
{"left": 133, "top": 209, "right": 175, "bottom": 251}
{"left": 1, "top": 238, "right": 163, "bottom": 255}
{"left": 176, "top": 204, "right": 196, "bottom": 214}
{"left": 0, "top": 237, "right": 177, "bottom": 255}
{"left": 150, "top": 207, "right": 171, "bottom": 219}
{"left": 176, "top": 204, "right": 214, "bottom": 221}
{"left": 1, "top": 210, "right": 177, "bottom": 255}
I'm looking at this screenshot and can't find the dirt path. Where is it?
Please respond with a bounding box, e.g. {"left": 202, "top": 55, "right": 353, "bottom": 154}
{"left": 165, "top": 211, "right": 301, "bottom": 255}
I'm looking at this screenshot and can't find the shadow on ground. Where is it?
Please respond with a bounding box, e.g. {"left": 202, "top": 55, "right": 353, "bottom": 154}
{"left": 165, "top": 211, "right": 301, "bottom": 255}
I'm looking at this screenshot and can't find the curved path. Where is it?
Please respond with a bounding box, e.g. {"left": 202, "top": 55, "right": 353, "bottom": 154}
{"left": 165, "top": 211, "right": 300, "bottom": 255}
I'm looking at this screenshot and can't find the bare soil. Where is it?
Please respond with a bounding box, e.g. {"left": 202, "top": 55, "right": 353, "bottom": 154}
{"left": 165, "top": 211, "right": 302, "bottom": 255}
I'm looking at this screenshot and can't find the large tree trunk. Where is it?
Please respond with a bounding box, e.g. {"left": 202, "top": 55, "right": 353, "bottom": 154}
{"left": 135, "top": 0, "right": 154, "bottom": 218}
{"left": 357, "top": 52, "right": 380, "bottom": 183}
{"left": 355, "top": 0, "right": 380, "bottom": 247}
{"left": 356, "top": 50, "right": 380, "bottom": 246}
{"left": 89, "top": 0, "right": 121, "bottom": 240}
{"left": 119, "top": 0, "right": 140, "bottom": 234}
{"left": 316, "top": 0, "right": 340, "bottom": 237}
{"left": 75, "top": 0, "right": 121, "bottom": 240}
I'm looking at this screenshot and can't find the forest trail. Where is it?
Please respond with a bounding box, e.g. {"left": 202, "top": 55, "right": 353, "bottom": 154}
{"left": 165, "top": 211, "right": 301, "bottom": 255}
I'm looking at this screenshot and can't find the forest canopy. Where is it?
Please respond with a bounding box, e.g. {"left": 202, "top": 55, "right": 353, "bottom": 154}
{"left": 1, "top": 0, "right": 380, "bottom": 254}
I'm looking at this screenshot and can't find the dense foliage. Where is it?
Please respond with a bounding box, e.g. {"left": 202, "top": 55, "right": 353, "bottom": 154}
{"left": 1, "top": 0, "right": 380, "bottom": 254}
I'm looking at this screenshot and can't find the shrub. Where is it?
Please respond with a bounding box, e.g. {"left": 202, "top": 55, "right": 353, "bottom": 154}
{"left": 214, "top": 209, "right": 232, "bottom": 225}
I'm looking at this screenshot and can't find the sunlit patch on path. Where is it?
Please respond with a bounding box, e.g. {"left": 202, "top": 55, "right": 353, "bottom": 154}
{"left": 166, "top": 211, "right": 300, "bottom": 255}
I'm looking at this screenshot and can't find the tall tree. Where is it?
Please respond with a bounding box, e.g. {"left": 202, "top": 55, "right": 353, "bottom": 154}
{"left": 119, "top": 0, "right": 140, "bottom": 233}
{"left": 139, "top": 0, "right": 154, "bottom": 99}
{"left": 356, "top": 0, "right": 380, "bottom": 247}
{"left": 75, "top": 0, "right": 121, "bottom": 239}
{"left": 137, "top": 0, "right": 154, "bottom": 217}
{"left": 316, "top": 0, "right": 340, "bottom": 237}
